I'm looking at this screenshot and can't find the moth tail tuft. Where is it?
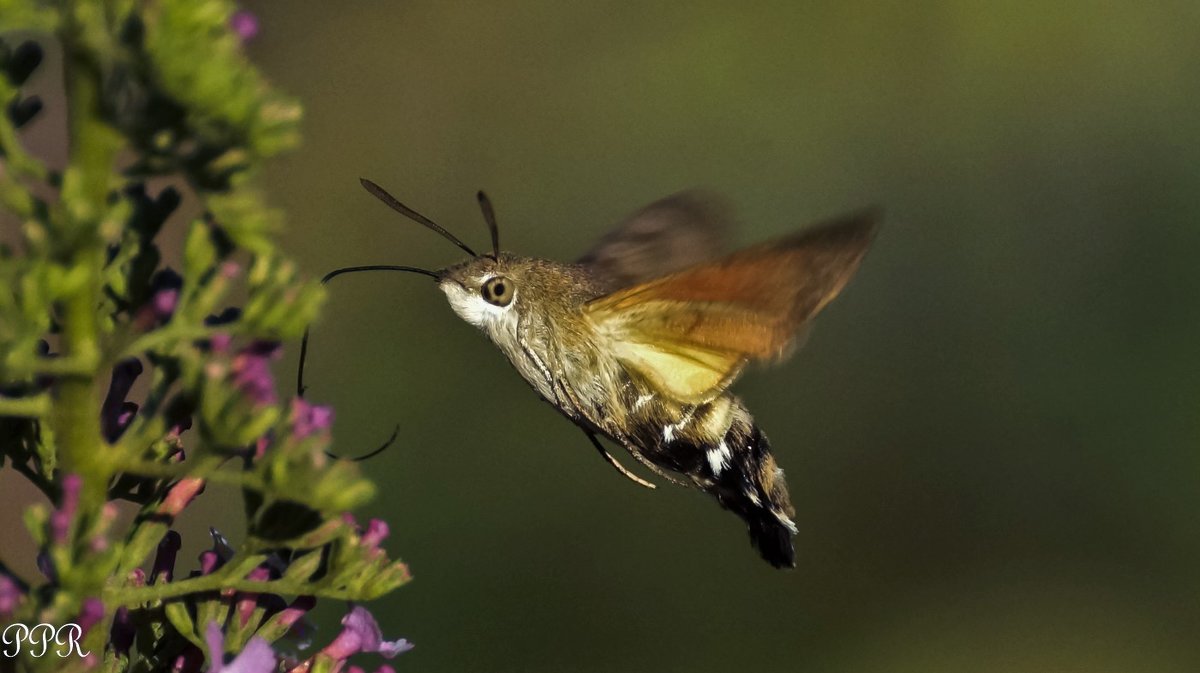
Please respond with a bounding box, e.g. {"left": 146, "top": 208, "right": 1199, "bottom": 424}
{"left": 744, "top": 507, "right": 797, "bottom": 569}
{"left": 714, "top": 419, "right": 797, "bottom": 569}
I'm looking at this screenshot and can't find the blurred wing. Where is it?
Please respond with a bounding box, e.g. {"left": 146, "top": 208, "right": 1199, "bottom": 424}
{"left": 586, "top": 209, "right": 879, "bottom": 403}
{"left": 576, "top": 190, "right": 730, "bottom": 290}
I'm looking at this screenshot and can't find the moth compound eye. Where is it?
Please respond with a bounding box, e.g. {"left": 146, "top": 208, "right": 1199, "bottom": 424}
{"left": 481, "top": 276, "right": 514, "bottom": 307}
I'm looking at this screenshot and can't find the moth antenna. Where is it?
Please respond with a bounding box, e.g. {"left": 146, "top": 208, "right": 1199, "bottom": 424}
{"left": 349, "top": 423, "right": 400, "bottom": 462}
{"left": 319, "top": 263, "right": 439, "bottom": 285}
{"left": 360, "top": 178, "right": 479, "bottom": 258}
{"left": 476, "top": 190, "right": 500, "bottom": 259}
{"left": 297, "top": 264, "right": 438, "bottom": 461}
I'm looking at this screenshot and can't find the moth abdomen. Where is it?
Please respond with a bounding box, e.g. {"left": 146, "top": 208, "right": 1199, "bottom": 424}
{"left": 640, "top": 399, "right": 798, "bottom": 568}
{"left": 708, "top": 421, "right": 797, "bottom": 569}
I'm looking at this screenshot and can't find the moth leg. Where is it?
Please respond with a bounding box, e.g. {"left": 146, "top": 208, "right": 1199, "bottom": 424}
{"left": 614, "top": 434, "right": 690, "bottom": 488}
{"left": 553, "top": 375, "right": 680, "bottom": 489}
{"left": 584, "top": 431, "right": 656, "bottom": 490}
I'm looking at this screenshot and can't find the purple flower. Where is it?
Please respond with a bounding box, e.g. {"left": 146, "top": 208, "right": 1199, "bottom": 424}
{"left": 36, "top": 550, "right": 54, "bottom": 581}
{"left": 254, "top": 435, "right": 271, "bottom": 459}
{"left": 206, "top": 622, "right": 276, "bottom": 673}
{"left": 173, "top": 648, "right": 204, "bottom": 673}
{"left": 361, "top": 519, "right": 389, "bottom": 550}
{"left": 169, "top": 414, "right": 195, "bottom": 438}
{"left": 232, "top": 342, "right": 281, "bottom": 406}
{"left": 0, "top": 574, "right": 25, "bottom": 618}
{"left": 153, "top": 287, "right": 179, "bottom": 319}
{"left": 160, "top": 477, "right": 205, "bottom": 517}
{"left": 197, "top": 550, "right": 220, "bottom": 577}
{"left": 150, "top": 269, "right": 183, "bottom": 319}
{"left": 76, "top": 598, "right": 105, "bottom": 634}
{"left": 210, "top": 332, "right": 233, "bottom": 353}
{"left": 192, "top": 530, "right": 235, "bottom": 579}
{"left": 110, "top": 607, "right": 135, "bottom": 655}
{"left": 135, "top": 269, "right": 183, "bottom": 328}
{"left": 291, "top": 398, "right": 334, "bottom": 439}
{"left": 275, "top": 595, "right": 316, "bottom": 632}
{"left": 230, "top": 11, "right": 259, "bottom": 42}
{"left": 321, "top": 605, "right": 412, "bottom": 661}
{"left": 101, "top": 359, "right": 142, "bottom": 442}
{"left": 237, "top": 566, "right": 272, "bottom": 626}
{"left": 153, "top": 530, "right": 182, "bottom": 583}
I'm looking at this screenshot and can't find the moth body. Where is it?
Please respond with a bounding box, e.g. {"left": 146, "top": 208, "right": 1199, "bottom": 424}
{"left": 438, "top": 251, "right": 804, "bottom": 567}
{"left": 617, "top": 378, "right": 799, "bottom": 566}
{"left": 354, "top": 183, "right": 876, "bottom": 568}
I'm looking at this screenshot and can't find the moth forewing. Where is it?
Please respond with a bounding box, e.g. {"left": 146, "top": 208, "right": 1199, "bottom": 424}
{"left": 577, "top": 190, "right": 731, "bottom": 290}
{"left": 584, "top": 208, "right": 879, "bottom": 400}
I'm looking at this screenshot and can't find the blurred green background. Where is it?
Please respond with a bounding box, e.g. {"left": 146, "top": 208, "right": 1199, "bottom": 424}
{"left": 9, "top": 0, "right": 1200, "bottom": 670}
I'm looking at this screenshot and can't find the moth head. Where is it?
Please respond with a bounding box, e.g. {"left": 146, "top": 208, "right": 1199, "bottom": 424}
{"left": 437, "top": 255, "right": 523, "bottom": 333}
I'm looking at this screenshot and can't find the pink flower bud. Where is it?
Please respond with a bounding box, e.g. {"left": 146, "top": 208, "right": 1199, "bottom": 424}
{"left": 291, "top": 398, "right": 334, "bottom": 439}
{"left": 362, "top": 519, "right": 389, "bottom": 550}
{"left": 51, "top": 474, "right": 83, "bottom": 544}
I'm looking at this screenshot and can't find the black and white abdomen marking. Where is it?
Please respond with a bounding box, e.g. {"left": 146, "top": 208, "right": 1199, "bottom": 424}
{"left": 629, "top": 392, "right": 799, "bottom": 568}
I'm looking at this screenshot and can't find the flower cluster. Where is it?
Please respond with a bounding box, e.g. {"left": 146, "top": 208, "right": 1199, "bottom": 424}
{"left": 126, "top": 519, "right": 411, "bottom": 673}
{"left": 0, "top": 3, "right": 411, "bottom": 672}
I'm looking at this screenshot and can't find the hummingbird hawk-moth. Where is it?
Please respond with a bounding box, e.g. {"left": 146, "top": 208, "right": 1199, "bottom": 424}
{"left": 301, "top": 180, "right": 877, "bottom": 568}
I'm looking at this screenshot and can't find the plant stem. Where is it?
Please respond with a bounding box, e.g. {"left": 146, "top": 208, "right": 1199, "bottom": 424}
{"left": 108, "top": 574, "right": 372, "bottom": 608}
{"left": 0, "top": 393, "right": 50, "bottom": 417}
{"left": 52, "top": 11, "right": 121, "bottom": 506}
{"left": 4, "top": 354, "right": 103, "bottom": 377}
{"left": 109, "top": 574, "right": 281, "bottom": 607}
{"left": 120, "top": 324, "right": 228, "bottom": 359}
{"left": 111, "top": 458, "right": 265, "bottom": 490}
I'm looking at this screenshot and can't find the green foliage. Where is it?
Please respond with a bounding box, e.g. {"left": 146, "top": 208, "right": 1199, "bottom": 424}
{"left": 142, "top": 0, "right": 300, "bottom": 162}
{"left": 0, "top": 2, "right": 409, "bottom": 672}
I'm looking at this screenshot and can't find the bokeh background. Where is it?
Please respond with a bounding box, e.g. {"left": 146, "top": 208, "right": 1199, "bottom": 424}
{"left": 5, "top": 1, "right": 1200, "bottom": 671}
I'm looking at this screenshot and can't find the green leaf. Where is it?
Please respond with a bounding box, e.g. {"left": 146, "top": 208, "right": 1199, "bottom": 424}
{"left": 0, "top": 1, "right": 59, "bottom": 33}
{"left": 183, "top": 219, "right": 217, "bottom": 284}
{"left": 164, "top": 600, "right": 204, "bottom": 650}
